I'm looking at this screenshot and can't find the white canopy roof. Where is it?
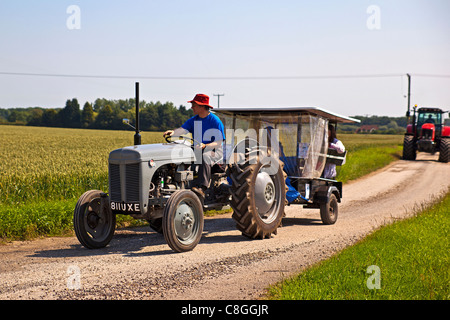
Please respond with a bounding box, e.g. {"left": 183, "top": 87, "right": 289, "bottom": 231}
{"left": 213, "top": 106, "right": 360, "bottom": 124}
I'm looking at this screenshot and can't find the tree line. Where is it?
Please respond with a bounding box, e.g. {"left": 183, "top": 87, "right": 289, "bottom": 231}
{"left": 0, "top": 98, "right": 194, "bottom": 131}
{"left": 1, "top": 99, "right": 413, "bottom": 134}
{"left": 338, "top": 115, "right": 408, "bottom": 134}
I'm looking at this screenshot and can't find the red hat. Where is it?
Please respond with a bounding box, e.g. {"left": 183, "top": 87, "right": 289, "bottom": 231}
{"left": 188, "top": 93, "right": 213, "bottom": 109}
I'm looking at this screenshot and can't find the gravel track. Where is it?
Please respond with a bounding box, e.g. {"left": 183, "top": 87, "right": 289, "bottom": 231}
{"left": 0, "top": 153, "right": 448, "bottom": 300}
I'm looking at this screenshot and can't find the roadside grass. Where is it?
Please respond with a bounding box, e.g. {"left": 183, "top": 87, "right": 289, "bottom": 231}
{"left": 0, "top": 200, "right": 75, "bottom": 241}
{"left": 267, "top": 192, "right": 450, "bottom": 300}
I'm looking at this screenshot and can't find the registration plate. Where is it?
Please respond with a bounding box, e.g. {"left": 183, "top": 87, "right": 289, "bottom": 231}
{"left": 110, "top": 201, "right": 141, "bottom": 213}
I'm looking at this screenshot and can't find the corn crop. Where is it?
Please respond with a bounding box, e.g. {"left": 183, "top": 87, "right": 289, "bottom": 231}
{"left": 0, "top": 125, "right": 164, "bottom": 205}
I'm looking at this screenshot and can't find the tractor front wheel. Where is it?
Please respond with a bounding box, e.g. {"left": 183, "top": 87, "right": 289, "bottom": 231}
{"left": 402, "top": 135, "right": 416, "bottom": 160}
{"left": 74, "top": 190, "right": 116, "bottom": 249}
{"left": 148, "top": 218, "right": 163, "bottom": 234}
{"left": 162, "top": 190, "right": 204, "bottom": 252}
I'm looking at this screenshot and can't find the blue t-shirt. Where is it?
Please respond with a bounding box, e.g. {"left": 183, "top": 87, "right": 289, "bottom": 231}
{"left": 181, "top": 112, "right": 225, "bottom": 144}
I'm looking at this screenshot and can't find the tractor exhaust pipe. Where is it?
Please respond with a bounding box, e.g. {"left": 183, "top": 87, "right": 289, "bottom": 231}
{"left": 134, "top": 82, "right": 141, "bottom": 145}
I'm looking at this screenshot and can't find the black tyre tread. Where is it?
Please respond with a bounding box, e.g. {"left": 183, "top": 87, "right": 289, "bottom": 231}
{"left": 402, "top": 135, "right": 416, "bottom": 160}
{"left": 162, "top": 190, "right": 204, "bottom": 253}
{"left": 228, "top": 158, "right": 286, "bottom": 239}
{"left": 320, "top": 193, "right": 338, "bottom": 225}
{"left": 148, "top": 218, "right": 163, "bottom": 234}
{"left": 438, "top": 138, "right": 449, "bottom": 163}
{"left": 73, "top": 190, "right": 116, "bottom": 249}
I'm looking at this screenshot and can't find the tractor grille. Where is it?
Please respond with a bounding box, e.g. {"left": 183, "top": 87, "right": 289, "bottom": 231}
{"left": 422, "top": 129, "right": 433, "bottom": 140}
{"left": 109, "top": 163, "right": 140, "bottom": 202}
{"left": 125, "top": 163, "right": 140, "bottom": 202}
{"left": 109, "top": 164, "right": 121, "bottom": 201}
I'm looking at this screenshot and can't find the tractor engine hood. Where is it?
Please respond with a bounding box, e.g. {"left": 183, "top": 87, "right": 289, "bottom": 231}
{"left": 109, "top": 143, "right": 196, "bottom": 164}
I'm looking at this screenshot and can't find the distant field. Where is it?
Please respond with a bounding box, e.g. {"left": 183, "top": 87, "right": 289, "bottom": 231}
{"left": 0, "top": 125, "right": 403, "bottom": 241}
{"left": 337, "top": 134, "right": 403, "bottom": 183}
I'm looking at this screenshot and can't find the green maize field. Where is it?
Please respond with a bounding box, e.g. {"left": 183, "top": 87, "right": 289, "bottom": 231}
{"left": 0, "top": 125, "right": 165, "bottom": 205}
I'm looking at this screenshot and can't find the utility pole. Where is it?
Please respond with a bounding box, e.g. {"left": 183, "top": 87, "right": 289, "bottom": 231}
{"left": 213, "top": 93, "right": 224, "bottom": 108}
{"left": 406, "top": 73, "right": 411, "bottom": 118}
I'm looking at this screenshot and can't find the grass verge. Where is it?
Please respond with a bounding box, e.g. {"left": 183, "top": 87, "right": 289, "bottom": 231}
{"left": 267, "top": 192, "right": 450, "bottom": 300}
{"left": 0, "top": 200, "right": 76, "bottom": 241}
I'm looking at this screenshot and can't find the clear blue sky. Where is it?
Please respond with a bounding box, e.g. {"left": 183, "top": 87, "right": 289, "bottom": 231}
{"left": 0, "top": 0, "right": 449, "bottom": 116}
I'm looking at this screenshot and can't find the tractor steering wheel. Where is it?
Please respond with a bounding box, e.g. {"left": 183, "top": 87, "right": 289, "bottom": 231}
{"left": 165, "top": 134, "right": 202, "bottom": 148}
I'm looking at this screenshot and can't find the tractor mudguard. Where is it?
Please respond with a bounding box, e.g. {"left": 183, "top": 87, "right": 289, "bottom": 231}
{"left": 442, "top": 126, "right": 450, "bottom": 138}
{"left": 314, "top": 185, "right": 341, "bottom": 205}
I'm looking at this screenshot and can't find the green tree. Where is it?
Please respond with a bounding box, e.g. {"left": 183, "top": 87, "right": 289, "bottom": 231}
{"left": 7, "top": 110, "right": 18, "bottom": 123}
{"left": 27, "top": 108, "right": 44, "bottom": 126}
{"left": 94, "top": 105, "right": 115, "bottom": 129}
{"left": 59, "top": 98, "right": 81, "bottom": 128}
{"left": 81, "top": 102, "right": 95, "bottom": 128}
{"left": 140, "top": 102, "right": 158, "bottom": 130}
{"left": 42, "top": 109, "right": 58, "bottom": 127}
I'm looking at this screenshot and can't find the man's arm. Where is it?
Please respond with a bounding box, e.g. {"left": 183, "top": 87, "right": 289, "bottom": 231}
{"left": 199, "top": 140, "right": 221, "bottom": 150}
{"left": 163, "top": 127, "right": 189, "bottom": 137}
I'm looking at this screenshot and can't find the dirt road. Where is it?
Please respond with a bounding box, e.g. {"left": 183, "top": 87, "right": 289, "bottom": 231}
{"left": 0, "top": 153, "right": 449, "bottom": 300}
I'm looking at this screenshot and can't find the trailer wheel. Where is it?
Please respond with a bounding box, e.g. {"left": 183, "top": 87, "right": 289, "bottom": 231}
{"left": 229, "top": 157, "right": 286, "bottom": 239}
{"left": 74, "top": 190, "right": 116, "bottom": 249}
{"left": 162, "top": 190, "right": 204, "bottom": 252}
{"left": 320, "top": 193, "right": 338, "bottom": 225}
{"left": 402, "top": 135, "right": 416, "bottom": 160}
{"left": 438, "top": 138, "right": 449, "bottom": 163}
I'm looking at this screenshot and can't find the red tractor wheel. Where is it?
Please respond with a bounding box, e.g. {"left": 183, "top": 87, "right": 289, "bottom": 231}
{"left": 402, "top": 135, "right": 416, "bottom": 160}
{"left": 438, "top": 138, "right": 449, "bottom": 163}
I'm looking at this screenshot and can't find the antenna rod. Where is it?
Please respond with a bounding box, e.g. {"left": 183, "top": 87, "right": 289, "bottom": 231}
{"left": 134, "top": 82, "right": 141, "bottom": 145}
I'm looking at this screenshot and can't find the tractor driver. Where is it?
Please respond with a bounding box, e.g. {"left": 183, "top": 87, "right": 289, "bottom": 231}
{"left": 163, "top": 94, "right": 225, "bottom": 199}
{"left": 425, "top": 114, "right": 435, "bottom": 124}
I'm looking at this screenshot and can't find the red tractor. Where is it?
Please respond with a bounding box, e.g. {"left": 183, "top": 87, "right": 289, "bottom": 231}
{"left": 403, "top": 105, "right": 450, "bottom": 162}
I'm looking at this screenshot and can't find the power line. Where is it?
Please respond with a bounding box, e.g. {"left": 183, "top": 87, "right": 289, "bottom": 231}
{"left": 1, "top": 71, "right": 449, "bottom": 81}
{"left": 0, "top": 71, "right": 407, "bottom": 80}
{"left": 412, "top": 74, "right": 450, "bottom": 78}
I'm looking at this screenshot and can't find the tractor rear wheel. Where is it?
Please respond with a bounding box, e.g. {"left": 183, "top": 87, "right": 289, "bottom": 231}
{"left": 74, "top": 190, "right": 116, "bottom": 249}
{"left": 229, "top": 157, "right": 286, "bottom": 239}
{"left": 402, "top": 135, "right": 416, "bottom": 160}
{"left": 438, "top": 138, "right": 449, "bottom": 163}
